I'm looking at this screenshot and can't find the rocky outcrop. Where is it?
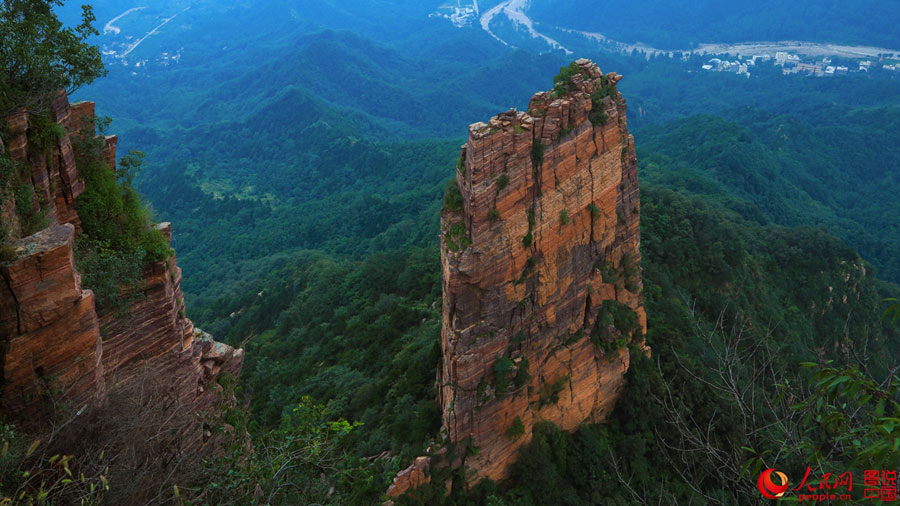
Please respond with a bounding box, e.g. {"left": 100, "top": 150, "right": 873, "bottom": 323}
{"left": 99, "top": 223, "right": 197, "bottom": 379}
{"left": 390, "top": 60, "right": 645, "bottom": 494}
{"left": 97, "top": 222, "right": 244, "bottom": 453}
{"left": 0, "top": 92, "right": 242, "bottom": 451}
{"left": 385, "top": 456, "right": 432, "bottom": 498}
{"left": 0, "top": 224, "right": 103, "bottom": 419}
{"left": 1, "top": 91, "right": 86, "bottom": 236}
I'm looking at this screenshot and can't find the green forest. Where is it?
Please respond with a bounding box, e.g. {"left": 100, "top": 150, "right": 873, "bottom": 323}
{"left": 166, "top": 56, "right": 900, "bottom": 503}
{"left": 198, "top": 181, "right": 900, "bottom": 503}
{"left": 3, "top": 0, "right": 900, "bottom": 504}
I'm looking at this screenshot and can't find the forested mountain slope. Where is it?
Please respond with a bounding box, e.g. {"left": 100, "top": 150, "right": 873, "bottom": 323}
{"left": 639, "top": 107, "right": 900, "bottom": 281}
{"left": 6, "top": 1, "right": 900, "bottom": 503}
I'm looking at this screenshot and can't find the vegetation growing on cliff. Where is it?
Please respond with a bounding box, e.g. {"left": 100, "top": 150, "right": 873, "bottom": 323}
{"left": 438, "top": 187, "right": 900, "bottom": 505}
{"left": 72, "top": 123, "right": 169, "bottom": 310}
{"left": 537, "top": 376, "right": 570, "bottom": 408}
{"left": 530, "top": 140, "right": 545, "bottom": 167}
{"left": 588, "top": 75, "right": 615, "bottom": 126}
{"left": 0, "top": 0, "right": 104, "bottom": 114}
{"left": 590, "top": 300, "right": 638, "bottom": 353}
{"left": 494, "top": 174, "right": 509, "bottom": 195}
{"left": 505, "top": 417, "right": 525, "bottom": 441}
{"left": 551, "top": 62, "right": 583, "bottom": 97}
{"left": 6, "top": 3, "right": 900, "bottom": 504}
{"left": 0, "top": 115, "right": 60, "bottom": 246}
{"left": 492, "top": 356, "right": 515, "bottom": 395}
{"left": 74, "top": 130, "right": 166, "bottom": 257}
{"left": 176, "top": 73, "right": 900, "bottom": 502}
{"left": 442, "top": 179, "right": 463, "bottom": 213}
{"left": 0, "top": 0, "right": 165, "bottom": 315}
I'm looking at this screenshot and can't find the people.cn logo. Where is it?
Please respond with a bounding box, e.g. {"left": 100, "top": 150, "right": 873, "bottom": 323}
{"left": 758, "top": 468, "right": 790, "bottom": 499}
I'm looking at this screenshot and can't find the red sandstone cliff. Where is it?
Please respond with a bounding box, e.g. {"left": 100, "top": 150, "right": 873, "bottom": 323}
{"left": 0, "top": 91, "right": 242, "bottom": 453}
{"left": 389, "top": 59, "right": 645, "bottom": 497}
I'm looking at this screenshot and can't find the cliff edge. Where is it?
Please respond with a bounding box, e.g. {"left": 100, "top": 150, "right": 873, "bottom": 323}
{"left": 0, "top": 91, "right": 242, "bottom": 455}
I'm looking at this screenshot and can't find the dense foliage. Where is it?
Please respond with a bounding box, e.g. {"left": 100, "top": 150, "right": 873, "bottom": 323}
{"left": 638, "top": 107, "right": 900, "bottom": 281}
{"left": 0, "top": 0, "right": 165, "bottom": 314}
{"left": 81, "top": 38, "right": 900, "bottom": 293}
{"left": 203, "top": 247, "right": 442, "bottom": 462}
{"left": 71, "top": 120, "right": 169, "bottom": 311}
{"left": 197, "top": 395, "right": 381, "bottom": 505}
{"left": 470, "top": 187, "right": 900, "bottom": 505}
{"left": 6, "top": 2, "right": 900, "bottom": 504}
{"left": 198, "top": 181, "right": 899, "bottom": 504}
{"left": 102, "top": 42, "right": 900, "bottom": 503}
{"left": 0, "top": 0, "right": 104, "bottom": 114}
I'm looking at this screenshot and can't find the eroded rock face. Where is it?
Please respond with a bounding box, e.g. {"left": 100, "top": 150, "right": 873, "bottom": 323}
{"left": 386, "top": 456, "right": 432, "bottom": 499}
{"left": 0, "top": 91, "right": 86, "bottom": 237}
{"left": 437, "top": 59, "right": 645, "bottom": 483}
{"left": 0, "top": 92, "right": 242, "bottom": 452}
{"left": 0, "top": 224, "right": 103, "bottom": 418}
{"left": 97, "top": 223, "right": 244, "bottom": 453}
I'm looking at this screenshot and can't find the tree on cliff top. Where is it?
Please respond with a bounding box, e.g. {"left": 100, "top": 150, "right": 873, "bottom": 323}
{"left": 0, "top": 0, "right": 105, "bottom": 115}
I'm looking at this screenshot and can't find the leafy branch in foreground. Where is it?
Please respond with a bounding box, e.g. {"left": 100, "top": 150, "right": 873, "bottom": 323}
{"left": 0, "top": 0, "right": 106, "bottom": 115}
{"left": 793, "top": 362, "right": 900, "bottom": 470}
{"left": 884, "top": 298, "right": 900, "bottom": 327}
{"left": 793, "top": 298, "right": 900, "bottom": 470}
{"left": 196, "top": 396, "right": 380, "bottom": 505}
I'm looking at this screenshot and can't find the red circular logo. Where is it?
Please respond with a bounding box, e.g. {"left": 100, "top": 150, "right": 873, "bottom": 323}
{"left": 758, "top": 468, "right": 789, "bottom": 499}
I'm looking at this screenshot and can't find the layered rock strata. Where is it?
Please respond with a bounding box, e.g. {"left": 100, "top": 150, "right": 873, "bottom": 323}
{"left": 0, "top": 92, "right": 242, "bottom": 451}
{"left": 0, "top": 224, "right": 103, "bottom": 416}
{"left": 390, "top": 60, "right": 646, "bottom": 496}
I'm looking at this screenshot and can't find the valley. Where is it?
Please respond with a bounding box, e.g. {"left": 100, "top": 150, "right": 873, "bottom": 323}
{"left": 3, "top": 1, "right": 900, "bottom": 504}
{"left": 479, "top": 0, "right": 571, "bottom": 54}
{"left": 453, "top": 0, "right": 900, "bottom": 61}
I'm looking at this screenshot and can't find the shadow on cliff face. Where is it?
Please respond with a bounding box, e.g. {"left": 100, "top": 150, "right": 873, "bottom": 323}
{"left": 0, "top": 365, "right": 234, "bottom": 505}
